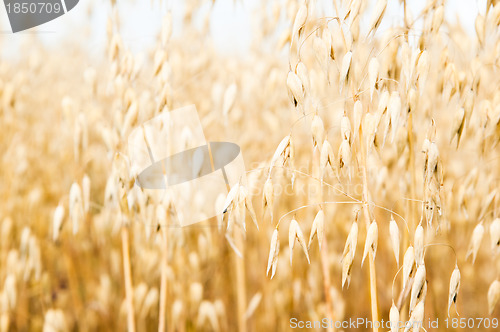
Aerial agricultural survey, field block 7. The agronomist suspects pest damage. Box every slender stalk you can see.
[223,115,247,332]
[402,108,417,323]
[358,112,379,332]
[158,228,168,332]
[407,113,417,231]
[234,230,247,332]
[121,226,136,332]
[314,147,335,332]
[320,239,335,332]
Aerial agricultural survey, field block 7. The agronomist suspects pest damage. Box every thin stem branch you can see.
[276,201,359,228]
[392,265,404,302]
[253,165,412,236]
[423,243,458,267]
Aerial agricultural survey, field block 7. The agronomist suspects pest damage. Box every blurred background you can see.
[0,1,499,332]
[0,0,487,57]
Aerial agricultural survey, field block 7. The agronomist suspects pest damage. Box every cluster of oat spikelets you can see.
[0,0,500,331]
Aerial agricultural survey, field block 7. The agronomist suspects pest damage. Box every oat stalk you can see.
[121,226,136,332]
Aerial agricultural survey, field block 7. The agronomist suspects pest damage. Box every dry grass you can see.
[0,0,500,331]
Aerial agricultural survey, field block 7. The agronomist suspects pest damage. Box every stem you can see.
[407,112,417,232]
[234,230,247,332]
[401,108,417,323]
[314,147,335,332]
[222,122,246,332]
[121,226,136,332]
[358,110,379,332]
[158,228,168,332]
[320,238,335,332]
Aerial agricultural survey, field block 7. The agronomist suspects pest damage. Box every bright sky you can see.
[0,0,488,58]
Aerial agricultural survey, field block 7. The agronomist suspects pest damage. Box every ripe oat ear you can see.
[295,62,310,95]
[339,51,352,93]
[289,218,310,266]
[342,221,358,289]
[241,186,259,230]
[389,302,399,332]
[341,115,352,144]
[403,246,415,291]
[270,135,291,170]
[407,88,417,113]
[341,251,353,289]
[222,182,240,214]
[311,115,325,149]
[368,58,380,101]
[488,280,500,314]
[448,265,461,317]
[291,3,308,45]
[321,27,335,61]
[406,301,425,332]
[308,210,325,250]
[244,292,262,320]
[466,222,484,264]
[490,218,500,253]
[362,221,378,267]
[353,100,363,141]
[52,205,65,242]
[338,140,352,181]
[367,0,387,37]
[320,139,335,179]
[450,108,466,148]
[287,71,304,110]
[414,224,425,265]
[410,264,426,314]
[262,178,275,222]
[267,229,280,279]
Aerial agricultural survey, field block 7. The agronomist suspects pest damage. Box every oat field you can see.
[0,0,499,331]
